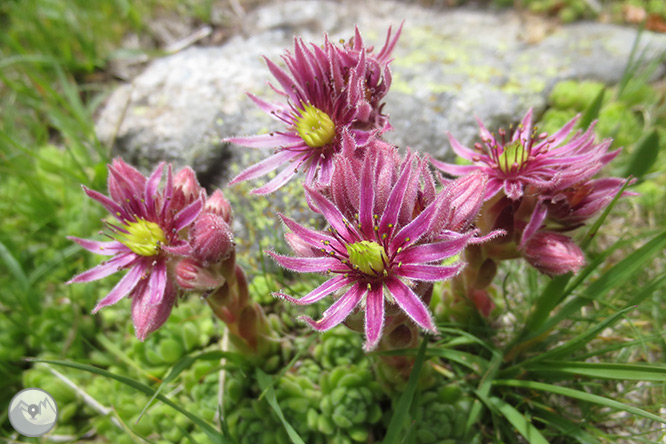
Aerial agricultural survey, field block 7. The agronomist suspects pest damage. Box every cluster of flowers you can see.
[69,24,630,354]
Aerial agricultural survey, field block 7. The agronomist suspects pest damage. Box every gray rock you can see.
[95,0,666,186]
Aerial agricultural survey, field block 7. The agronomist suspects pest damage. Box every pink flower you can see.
[431,109,619,200]
[67,159,204,340]
[269,146,487,350]
[225,25,401,194]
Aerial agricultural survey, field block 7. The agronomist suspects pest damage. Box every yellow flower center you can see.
[346,241,388,275]
[117,218,166,256]
[497,140,528,174]
[294,104,336,148]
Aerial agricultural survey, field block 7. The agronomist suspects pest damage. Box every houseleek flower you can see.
[67,159,204,340]
[431,109,619,200]
[269,145,487,350]
[225,25,401,194]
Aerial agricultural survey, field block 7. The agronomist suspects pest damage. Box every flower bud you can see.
[132,282,178,341]
[175,257,225,290]
[205,189,232,223]
[438,172,488,232]
[172,166,203,211]
[522,231,585,276]
[190,213,235,264]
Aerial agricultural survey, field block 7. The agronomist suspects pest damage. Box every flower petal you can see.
[83,186,129,222]
[429,158,479,177]
[385,277,436,332]
[229,149,302,185]
[364,284,385,351]
[359,152,375,234]
[268,251,343,273]
[132,279,177,341]
[393,263,462,282]
[68,236,127,256]
[304,185,358,242]
[275,274,353,305]
[378,152,413,233]
[250,165,300,195]
[395,232,472,264]
[144,162,165,220]
[300,283,365,331]
[67,252,136,284]
[447,132,478,161]
[280,214,336,250]
[172,196,203,232]
[92,261,146,312]
[520,200,548,247]
[147,259,167,305]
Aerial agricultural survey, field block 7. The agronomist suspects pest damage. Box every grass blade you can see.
[32,359,228,444]
[494,379,666,425]
[465,351,502,439]
[487,396,549,444]
[623,129,660,180]
[382,334,429,444]
[525,361,666,381]
[578,87,605,130]
[256,369,306,444]
[0,239,29,292]
[138,351,250,424]
[531,404,601,444]
[514,306,633,369]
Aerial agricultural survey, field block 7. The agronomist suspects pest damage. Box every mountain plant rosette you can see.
[225,25,401,194]
[66,159,205,340]
[57,21,660,443]
[268,142,493,351]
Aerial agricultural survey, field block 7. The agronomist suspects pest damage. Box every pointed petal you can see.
[393,263,462,282]
[544,113,580,148]
[268,251,343,273]
[520,201,548,247]
[429,158,479,177]
[447,133,478,160]
[160,164,174,221]
[92,261,146,312]
[385,277,436,332]
[68,236,127,256]
[395,232,472,264]
[83,186,129,222]
[147,260,167,305]
[300,283,365,331]
[304,185,357,241]
[132,279,177,341]
[265,57,303,104]
[225,133,301,149]
[364,284,385,351]
[275,274,353,305]
[359,152,375,234]
[250,164,300,195]
[144,162,164,220]
[67,252,136,284]
[172,196,203,232]
[378,153,413,233]
[280,214,336,250]
[229,149,301,185]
